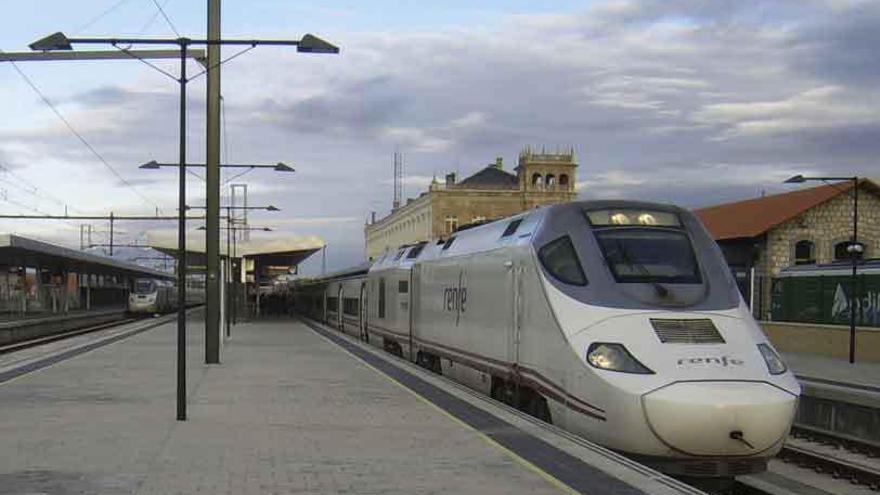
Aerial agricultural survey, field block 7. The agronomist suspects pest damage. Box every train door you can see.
[359,281,368,341]
[508,261,523,377]
[322,288,328,323]
[337,286,343,330]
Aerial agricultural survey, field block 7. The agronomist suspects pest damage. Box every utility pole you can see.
[205,0,222,364]
[109,211,115,256]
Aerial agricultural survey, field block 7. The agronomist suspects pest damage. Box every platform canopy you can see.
[145,233,323,275]
[0,234,174,280]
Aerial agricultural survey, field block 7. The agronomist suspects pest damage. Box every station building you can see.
[364,148,578,259]
[695,179,880,319]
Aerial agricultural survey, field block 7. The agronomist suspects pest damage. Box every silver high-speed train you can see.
[292,200,800,478]
[128,276,206,315]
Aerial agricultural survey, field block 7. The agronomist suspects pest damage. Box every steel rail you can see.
[0,316,137,355]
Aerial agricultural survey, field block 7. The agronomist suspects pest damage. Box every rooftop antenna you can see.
[393,150,403,210]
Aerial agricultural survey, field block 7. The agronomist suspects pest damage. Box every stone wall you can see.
[753,186,880,318]
[765,188,880,275]
[762,321,880,362]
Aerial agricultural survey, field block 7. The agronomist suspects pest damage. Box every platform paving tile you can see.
[784,352,880,388]
[0,318,565,495]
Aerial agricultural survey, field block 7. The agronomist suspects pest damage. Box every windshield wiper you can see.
[614,241,669,298]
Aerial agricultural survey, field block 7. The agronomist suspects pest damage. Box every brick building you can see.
[364,148,577,259]
[695,179,880,319]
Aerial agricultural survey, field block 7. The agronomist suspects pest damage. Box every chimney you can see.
[371,211,376,224]
[445,172,456,187]
[493,157,503,169]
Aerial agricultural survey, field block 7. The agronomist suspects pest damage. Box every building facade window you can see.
[559,174,569,187]
[834,240,864,261]
[531,173,543,188]
[445,215,459,234]
[546,174,556,187]
[794,240,816,265]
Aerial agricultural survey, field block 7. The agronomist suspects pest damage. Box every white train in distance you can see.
[291,200,800,479]
[127,276,206,315]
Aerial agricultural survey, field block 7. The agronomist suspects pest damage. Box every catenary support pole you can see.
[849,178,859,364]
[177,42,189,421]
[205,0,222,364]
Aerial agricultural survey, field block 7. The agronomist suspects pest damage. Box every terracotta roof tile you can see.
[694,179,877,240]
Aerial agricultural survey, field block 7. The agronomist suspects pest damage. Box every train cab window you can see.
[378,278,386,318]
[135,280,155,294]
[538,236,588,286]
[501,219,522,238]
[394,249,406,261]
[442,237,456,250]
[398,280,409,294]
[595,228,701,284]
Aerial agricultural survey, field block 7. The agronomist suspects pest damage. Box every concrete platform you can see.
[783,352,880,446]
[0,315,700,495]
[785,352,880,390]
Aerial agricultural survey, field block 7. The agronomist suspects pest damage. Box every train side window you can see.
[398,280,409,294]
[343,297,359,316]
[502,219,522,238]
[407,242,426,259]
[378,278,386,318]
[538,236,588,286]
[442,237,456,250]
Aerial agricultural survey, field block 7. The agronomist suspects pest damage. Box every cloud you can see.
[692,86,880,139]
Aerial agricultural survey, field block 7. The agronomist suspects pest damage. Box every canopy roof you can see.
[0,234,173,279]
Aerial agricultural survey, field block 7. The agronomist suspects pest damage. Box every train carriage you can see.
[292,200,800,478]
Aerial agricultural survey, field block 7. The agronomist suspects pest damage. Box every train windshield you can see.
[134,280,156,294]
[594,228,701,284]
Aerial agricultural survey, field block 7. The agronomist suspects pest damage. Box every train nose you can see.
[642,382,796,456]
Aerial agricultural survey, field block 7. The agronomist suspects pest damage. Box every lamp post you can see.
[30,30,337,420]
[784,175,862,363]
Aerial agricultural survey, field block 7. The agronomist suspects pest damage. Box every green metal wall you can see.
[771,274,880,327]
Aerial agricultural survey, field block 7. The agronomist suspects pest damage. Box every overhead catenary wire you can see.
[72,0,133,34]
[3,55,161,212]
[0,162,85,214]
[151,0,181,38]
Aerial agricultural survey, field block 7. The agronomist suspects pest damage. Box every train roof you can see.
[368,200,688,272]
[776,259,880,277]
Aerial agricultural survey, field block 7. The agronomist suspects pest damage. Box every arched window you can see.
[794,240,815,265]
[559,174,569,188]
[834,241,864,261]
[531,173,543,188]
[546,174,556,187]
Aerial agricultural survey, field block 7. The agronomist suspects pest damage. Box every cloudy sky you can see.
[1,0,878,273]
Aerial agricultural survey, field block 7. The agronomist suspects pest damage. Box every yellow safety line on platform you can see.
[304,320,580,495]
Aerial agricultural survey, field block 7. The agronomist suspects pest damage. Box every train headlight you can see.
[757,343,787,375]
[587,343,654,374]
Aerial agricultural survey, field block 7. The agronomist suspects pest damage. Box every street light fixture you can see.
[139,160,295,172]
[30,29,338,421]
[783,175,862,363]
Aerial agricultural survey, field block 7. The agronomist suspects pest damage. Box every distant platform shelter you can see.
[0,234,173,316]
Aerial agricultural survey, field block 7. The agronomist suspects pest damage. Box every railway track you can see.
[0,316,139,355]
[778,435,880,491]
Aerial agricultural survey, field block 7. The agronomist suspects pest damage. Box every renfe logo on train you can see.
[443,270,467,325]
[677,356,744,366]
